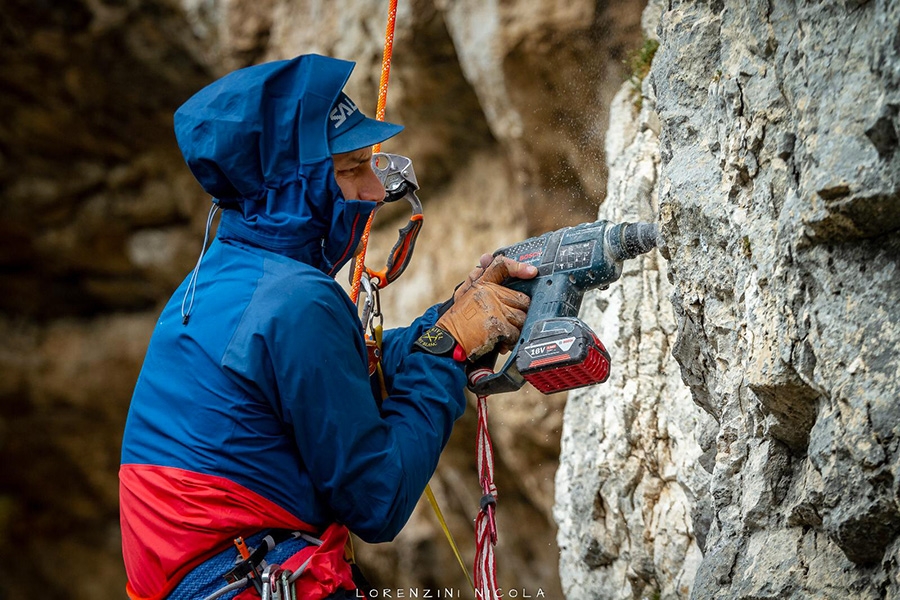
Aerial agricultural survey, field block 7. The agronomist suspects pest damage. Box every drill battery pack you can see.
[515,318,610,394]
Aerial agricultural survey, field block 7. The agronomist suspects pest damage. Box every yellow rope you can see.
[425,484,476,594]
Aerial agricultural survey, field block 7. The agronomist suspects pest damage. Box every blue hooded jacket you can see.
[119,55,467,599]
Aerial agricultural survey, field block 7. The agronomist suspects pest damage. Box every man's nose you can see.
[358,167,386,202]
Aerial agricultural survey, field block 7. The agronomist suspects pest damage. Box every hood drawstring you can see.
[181,203,221,326]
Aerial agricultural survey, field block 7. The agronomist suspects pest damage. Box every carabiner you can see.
[358,274,383,375]
[369,275,383,334]
[359,274,384,330]
[359,274,375,330]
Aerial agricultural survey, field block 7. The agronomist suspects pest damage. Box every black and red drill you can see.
[468,220,659,395]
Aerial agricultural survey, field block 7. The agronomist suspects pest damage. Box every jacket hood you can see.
[174,54,377,275]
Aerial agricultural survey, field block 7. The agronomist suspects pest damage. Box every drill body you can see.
[468,220,658,395]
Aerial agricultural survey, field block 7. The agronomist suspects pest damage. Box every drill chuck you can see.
[605,222,659,262]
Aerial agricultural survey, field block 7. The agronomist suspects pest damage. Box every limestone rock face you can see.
[555,0,900,598]
[658,0,900,595]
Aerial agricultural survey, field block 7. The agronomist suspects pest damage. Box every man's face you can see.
[333,147,386,202]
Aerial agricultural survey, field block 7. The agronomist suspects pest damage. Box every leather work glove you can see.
[415,254,536,361]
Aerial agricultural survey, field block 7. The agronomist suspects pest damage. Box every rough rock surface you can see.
[0,0,643,598]
[556,0,900,598]
[659,0,900,596]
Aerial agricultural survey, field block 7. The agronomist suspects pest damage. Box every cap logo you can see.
[330,96,359,129]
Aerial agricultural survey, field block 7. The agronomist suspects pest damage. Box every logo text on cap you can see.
[330,97,359,129]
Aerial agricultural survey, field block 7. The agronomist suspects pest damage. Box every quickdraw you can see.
[206,530,323,600]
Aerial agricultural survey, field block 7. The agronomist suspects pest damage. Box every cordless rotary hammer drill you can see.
[468,220,659,396]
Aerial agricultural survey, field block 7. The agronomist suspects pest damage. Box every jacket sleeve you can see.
[269,279,467,542]
[378,303,446,392]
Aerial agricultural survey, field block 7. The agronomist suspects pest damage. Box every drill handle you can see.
[465,273,578,395]
[466,347,526,395]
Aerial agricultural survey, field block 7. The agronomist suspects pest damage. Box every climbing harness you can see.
[201,530,323,600]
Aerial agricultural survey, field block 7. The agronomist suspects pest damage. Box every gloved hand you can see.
[435,254,536,360]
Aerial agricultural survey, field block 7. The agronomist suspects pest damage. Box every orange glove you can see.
[435,255,536,360]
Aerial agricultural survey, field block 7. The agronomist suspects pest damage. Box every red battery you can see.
[516,319,611,394]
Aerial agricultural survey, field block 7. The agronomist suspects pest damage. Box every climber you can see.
[118,54,537,600]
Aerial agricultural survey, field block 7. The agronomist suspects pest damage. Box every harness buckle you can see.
[222,530,298,595]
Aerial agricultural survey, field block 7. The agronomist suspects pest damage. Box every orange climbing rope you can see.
[347,3,481,596]
[349,0,399,304]
[373,0,398,151]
